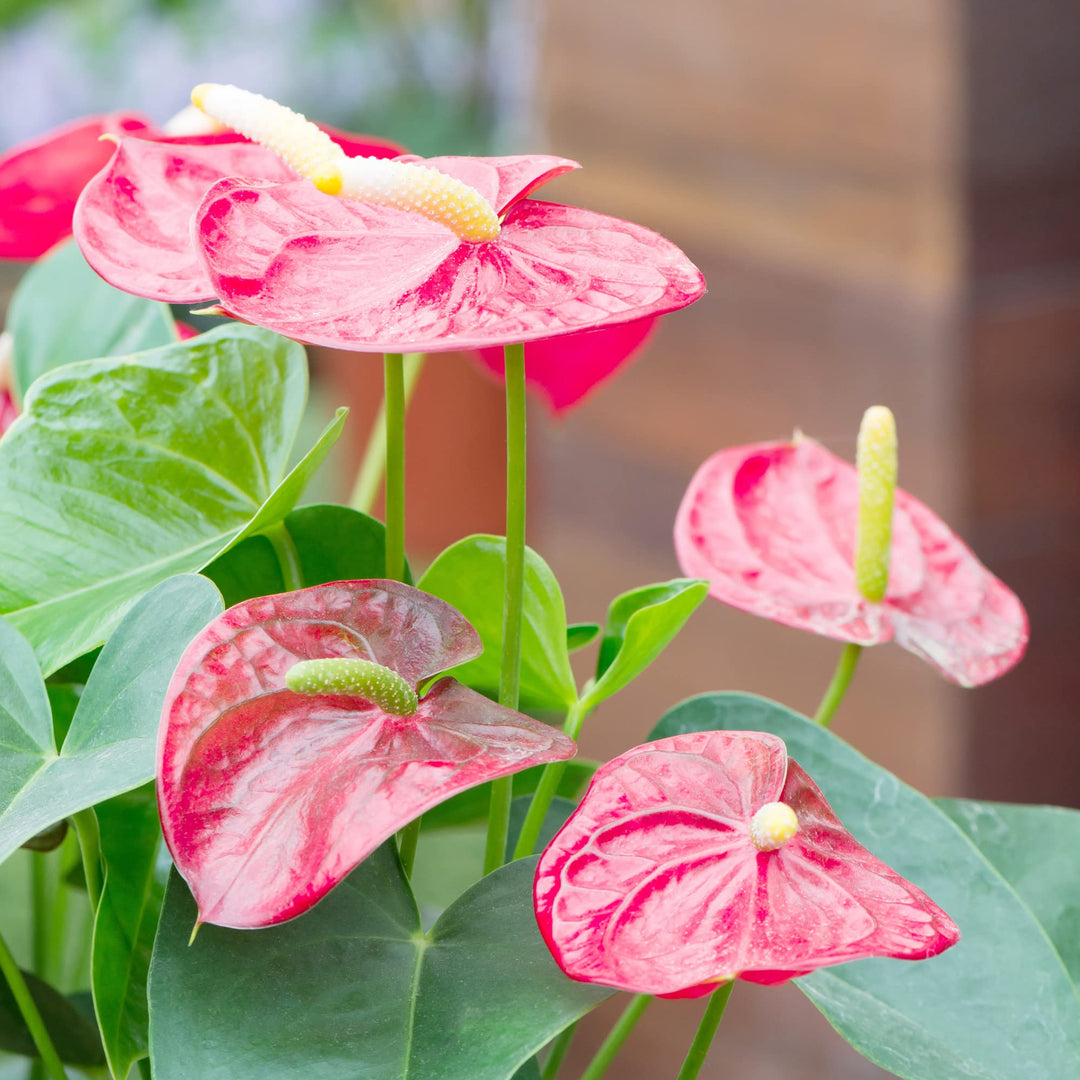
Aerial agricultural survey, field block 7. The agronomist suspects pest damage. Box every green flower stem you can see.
[31,852,49,976]
[675,982,734,1080]
[540,1022,577,1080]
[72,809,102,913]
[349,353,426,515]
[484,343,527,876]
[265,520,303,592]
[512,699,588,860]
[812,642,863,726]
[0,927,67,1080]
[382,353,407,583]
[397,818,421,879]
[578,994,652,1080]
[46,836,76,986]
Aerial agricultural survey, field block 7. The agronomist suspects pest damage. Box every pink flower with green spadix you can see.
[158,579,575,930]
[674,407,1027,686]
[534,731,959,997]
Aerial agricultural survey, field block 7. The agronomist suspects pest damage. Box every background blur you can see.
[1,1,1077,1077]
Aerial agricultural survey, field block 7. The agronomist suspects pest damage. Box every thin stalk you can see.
[812,642,863,726]
[483,343,527,875]
[382,353,407,583]
[265,520,303,592]
[676,982,734,1080]
[0,929,67,1080]
[45,835,76,987]
[512,699,587,860]
[31,853,49,976]
[397,818,421,879]
[71,809,101,912]
[539,1023,577,1080]
[578,995,652,1080]
[349,353,425,515]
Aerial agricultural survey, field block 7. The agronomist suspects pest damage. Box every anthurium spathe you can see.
[158,579,575,929]
[674,435,1028,686]
[534,731,959,998]
[76,84,704,353]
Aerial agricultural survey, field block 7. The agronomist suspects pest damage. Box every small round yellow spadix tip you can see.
[854,405,898,603]
[312,163,343,196]
[749,801,799,851]
[191,83,213,111]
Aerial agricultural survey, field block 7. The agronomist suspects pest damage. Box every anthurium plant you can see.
[0,83,1075,1080]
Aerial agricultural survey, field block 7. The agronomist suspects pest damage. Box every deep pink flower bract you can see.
[534,731,959,998]
[158,579,575,929]
[674,437,1028,686]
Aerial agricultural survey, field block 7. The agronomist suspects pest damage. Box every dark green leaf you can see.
[511,1058,540,1080]
[419,536,577,711]
[206,504,404,608]
[0,323,344,673]
[421,760,597,831]
[507,795,577,860]
[8,239,176,399]
[93,785,164,1079]
[0,969,104,1066]
[937,798,1080,986]
[566,623,600,652]
[650,693,1080,1080]
[150,846,612,1080]
[580,579,707,713]
[0,575,223,865]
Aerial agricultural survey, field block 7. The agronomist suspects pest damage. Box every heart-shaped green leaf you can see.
[93,784,165,1079]
[0,969,104,1066]
[205,504,404,608]
[566,623,600,652]
[0,574,223,865]
[650,693,1080,1080]
[150,846,612,1080]
[579,579,707,713]
[7,239,176,398]
[419,535,577,710]
[937,798,1080,985]
[0,323,344,673]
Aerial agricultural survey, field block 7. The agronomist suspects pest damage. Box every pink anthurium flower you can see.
[674,436,1028,686]
[74,85,704,354]
[158,579,575,929]
[534,731,959,998]
[471,316,659,414]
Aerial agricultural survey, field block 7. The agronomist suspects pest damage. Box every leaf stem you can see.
[675,982,734,1080]
[578,994,652,1080]
[484,343,527,876]
[265,520,303,592]
[812,642,863,726]
[397,818,421,879]
[349,353,425,515]
[0,928,67,1080]
[382,353,407,583]
[512,699,587,860]
[31,852,49,976]
[72,809,102,912]
[539,1022,576,1080]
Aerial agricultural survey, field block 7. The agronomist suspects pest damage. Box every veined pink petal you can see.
[674,438,1028,685]
[534,732,959,997]
[196,178,705,352]
[159,580,575,928]
[0,112,152,260]
[472,316,659,414]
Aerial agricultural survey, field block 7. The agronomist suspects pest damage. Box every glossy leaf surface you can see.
[0,323,341,673]
[191,154,704,353]
[7,239,175,398]
[938,798,1080,985]
[159,581,575,928]
[674,438,1028,685]
[0,969,104,1065]
[206,504,402,606]
[581,578,708,713]
[150,847,612,1079]
[419,535,578,711]
[535,730,957,996]
[650,693,1080,1078]
[471,316,658,414]
[93,784,164,1079]
[0,574,222,864]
